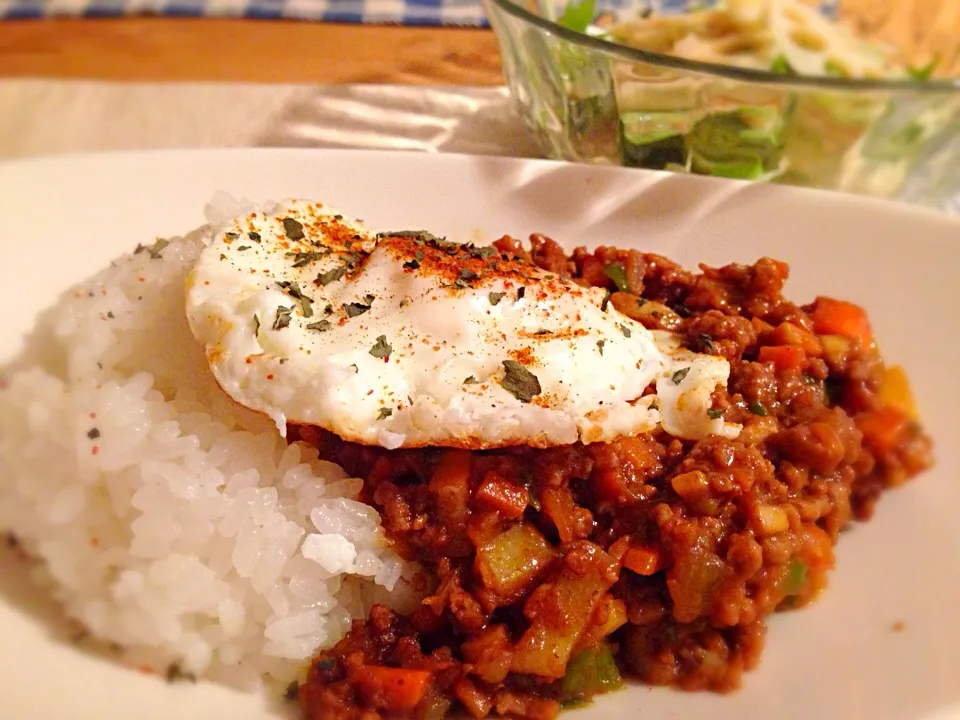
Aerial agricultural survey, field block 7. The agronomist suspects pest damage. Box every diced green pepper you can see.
[602,264,629,293]
[782,559,807,596]
[560,642,623,704]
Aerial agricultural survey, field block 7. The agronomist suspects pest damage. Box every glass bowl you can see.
[482,0,960,209]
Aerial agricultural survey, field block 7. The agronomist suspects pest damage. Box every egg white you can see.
[186,199,740,449]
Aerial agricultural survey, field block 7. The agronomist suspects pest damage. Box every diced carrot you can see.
[475,473,528,518]
[856,406,911,455]
[541,487,577,543]
[758,345,806,370]
[622,546,663,576]
[348,665,431,711]
[429,449,472,527]
[811,297,873,347]
[880,365,918,419]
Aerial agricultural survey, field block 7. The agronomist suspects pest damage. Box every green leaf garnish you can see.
[671,367,690,385]
[699,333,714,352]
[558,0,595,32]
[377,408,393,420]
[770,54,795,75]
[748,401,768,416]
[707,408,724,420]
[907,56,939,81]
[823,59,849,77]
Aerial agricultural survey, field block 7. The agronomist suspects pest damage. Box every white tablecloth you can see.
[0,80,539,160]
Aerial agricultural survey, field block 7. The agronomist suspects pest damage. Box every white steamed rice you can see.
[0,213,417,689]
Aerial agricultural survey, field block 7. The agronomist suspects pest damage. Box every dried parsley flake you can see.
[671,367,691,385]
[377,408,393,420]
[282,217,305,240]
[343,301,372,318]
[500,360,541,403]
[488,291,506,306]
[165,663,196,684]
[287,250,325,268]
[135,238,170,260]
[369,335,392,360]
[276,281,314,318]
[316,266,346,286]
[273,305,293,330]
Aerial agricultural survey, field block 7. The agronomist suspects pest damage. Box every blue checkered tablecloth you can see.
[0,1,840,37]
[0,0,492,25]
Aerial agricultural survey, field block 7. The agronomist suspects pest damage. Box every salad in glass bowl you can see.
[483,0,960,207]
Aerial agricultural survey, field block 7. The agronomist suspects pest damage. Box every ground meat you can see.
[295,239,932,720]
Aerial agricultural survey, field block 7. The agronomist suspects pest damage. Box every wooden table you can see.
[0,18,505,85]
[0,1,955,84]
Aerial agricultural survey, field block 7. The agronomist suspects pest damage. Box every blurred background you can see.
[0,0,958,205]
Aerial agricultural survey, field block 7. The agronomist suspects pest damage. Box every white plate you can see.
[0,149,958,720]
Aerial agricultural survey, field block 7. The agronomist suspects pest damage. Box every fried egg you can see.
[186,199,740,449]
